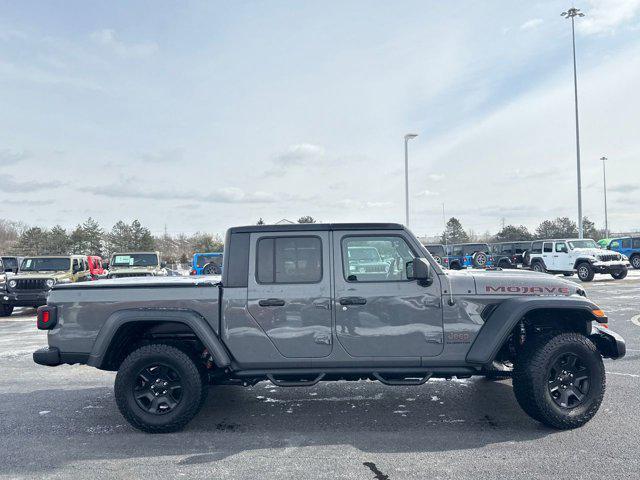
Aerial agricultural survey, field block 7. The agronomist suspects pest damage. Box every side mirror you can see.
[160,261,167,268]
[407,257,432,286]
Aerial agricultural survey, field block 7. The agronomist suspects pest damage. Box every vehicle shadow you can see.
[1,378,557,475]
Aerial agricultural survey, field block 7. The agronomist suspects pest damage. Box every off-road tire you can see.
[630,254,640,270]
[576,262,595,282]
[202,262,221,275]
[531,261,546,274]
[512,332,605,429]
[498,259,512,269]
[472,252,488,268]
[115,343,205,433]
[611,268,628,280]
[432,255,442,265]
[522,251,531,267]
[0,304,13,317]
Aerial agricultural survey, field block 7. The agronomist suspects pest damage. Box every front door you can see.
[247,232,332,358]
[333,231,444,357]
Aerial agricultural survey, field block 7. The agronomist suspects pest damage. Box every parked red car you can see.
[87,255,106,280]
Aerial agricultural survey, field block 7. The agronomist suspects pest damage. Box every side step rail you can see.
[267,373,325,387]
[373,372,432,386]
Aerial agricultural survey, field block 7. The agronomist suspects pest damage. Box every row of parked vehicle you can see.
[423,235,638,282]
[0,250,226,317]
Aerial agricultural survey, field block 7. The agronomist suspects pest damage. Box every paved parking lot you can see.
[1,271,639,479]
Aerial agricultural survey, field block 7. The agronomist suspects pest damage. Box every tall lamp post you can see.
[404,133,418,228]
[601,156,608,238]
[562,7,585,238]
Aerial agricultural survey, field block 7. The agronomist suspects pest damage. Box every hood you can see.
[11,271,70,280]
[572,248,600,256]
[109,265,160,273]
[445,269,584,297]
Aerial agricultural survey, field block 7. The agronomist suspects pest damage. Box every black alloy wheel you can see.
[133,364,183,415]
[547,353,591,409]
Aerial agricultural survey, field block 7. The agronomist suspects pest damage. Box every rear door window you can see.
[543,243,553,253]
[256,236,322,284]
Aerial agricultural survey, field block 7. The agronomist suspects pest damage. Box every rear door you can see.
[333,231,444,357]
[542,242,554,269]
[247,231,332,358]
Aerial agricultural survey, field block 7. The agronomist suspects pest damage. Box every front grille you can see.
[597,254,620,262]
[110,273,150,278]
[12,279,48,290]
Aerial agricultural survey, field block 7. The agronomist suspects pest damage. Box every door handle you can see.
[258,298,285,307]
[339,297,367,306]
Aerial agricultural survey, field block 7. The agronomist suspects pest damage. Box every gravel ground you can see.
[1,270,639,479]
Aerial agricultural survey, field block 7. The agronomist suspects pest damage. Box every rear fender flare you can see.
[88,308,231,369]
[466,296,602,364]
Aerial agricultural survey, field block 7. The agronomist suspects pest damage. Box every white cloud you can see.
[579,0,640,35]
[0,149,29,165]
[273,143,325,167]
[90,29,158,58]
[416,190,439,197]
[520,18,544,30]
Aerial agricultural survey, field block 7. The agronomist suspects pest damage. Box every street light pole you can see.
[562,7,585,238]
[601,156,608,237]
[404,133,418,228]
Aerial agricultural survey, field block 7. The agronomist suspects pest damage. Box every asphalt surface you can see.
[1,271,639,479]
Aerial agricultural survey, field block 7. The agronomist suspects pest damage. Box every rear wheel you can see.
[0,304,13,317]
[498,259,512,269]
[512,332,605,429]
[576,262,595,282]
[611,267,628,280]
[631,254,640,270]
[531,261,546,273]
[115,344,205,433]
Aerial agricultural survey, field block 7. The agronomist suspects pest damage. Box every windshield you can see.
[20,257,70,272]
[196,254,223,268]
[568,240,598,249]
[2,257,18,270]
[348,247,382,262]
[111,253,159,267]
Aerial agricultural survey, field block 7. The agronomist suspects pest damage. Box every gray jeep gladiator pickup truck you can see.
[33,223,625,433]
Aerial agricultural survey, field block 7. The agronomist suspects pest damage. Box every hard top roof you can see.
[228,223,406,233]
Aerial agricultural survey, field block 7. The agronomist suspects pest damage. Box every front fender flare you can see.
[87,308,231,369]
[466,296,602,365]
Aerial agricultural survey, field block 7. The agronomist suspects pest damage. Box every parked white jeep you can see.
[529,239,630,282]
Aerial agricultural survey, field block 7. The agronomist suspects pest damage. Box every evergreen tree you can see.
[441,217,469,244]
[46,225,71,255]
[494,225,532,242]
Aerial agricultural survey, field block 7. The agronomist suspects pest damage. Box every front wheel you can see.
[0,304,13,317]
[115,344,206,433]
[611,267,628,280]
[513,332,605,429]
[631,255,640,270]
[577,262,595,282]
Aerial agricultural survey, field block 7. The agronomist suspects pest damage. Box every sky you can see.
[1,0,639,238]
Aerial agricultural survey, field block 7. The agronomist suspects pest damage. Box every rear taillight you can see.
[37,306,58,330]
[190,269,197,275]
